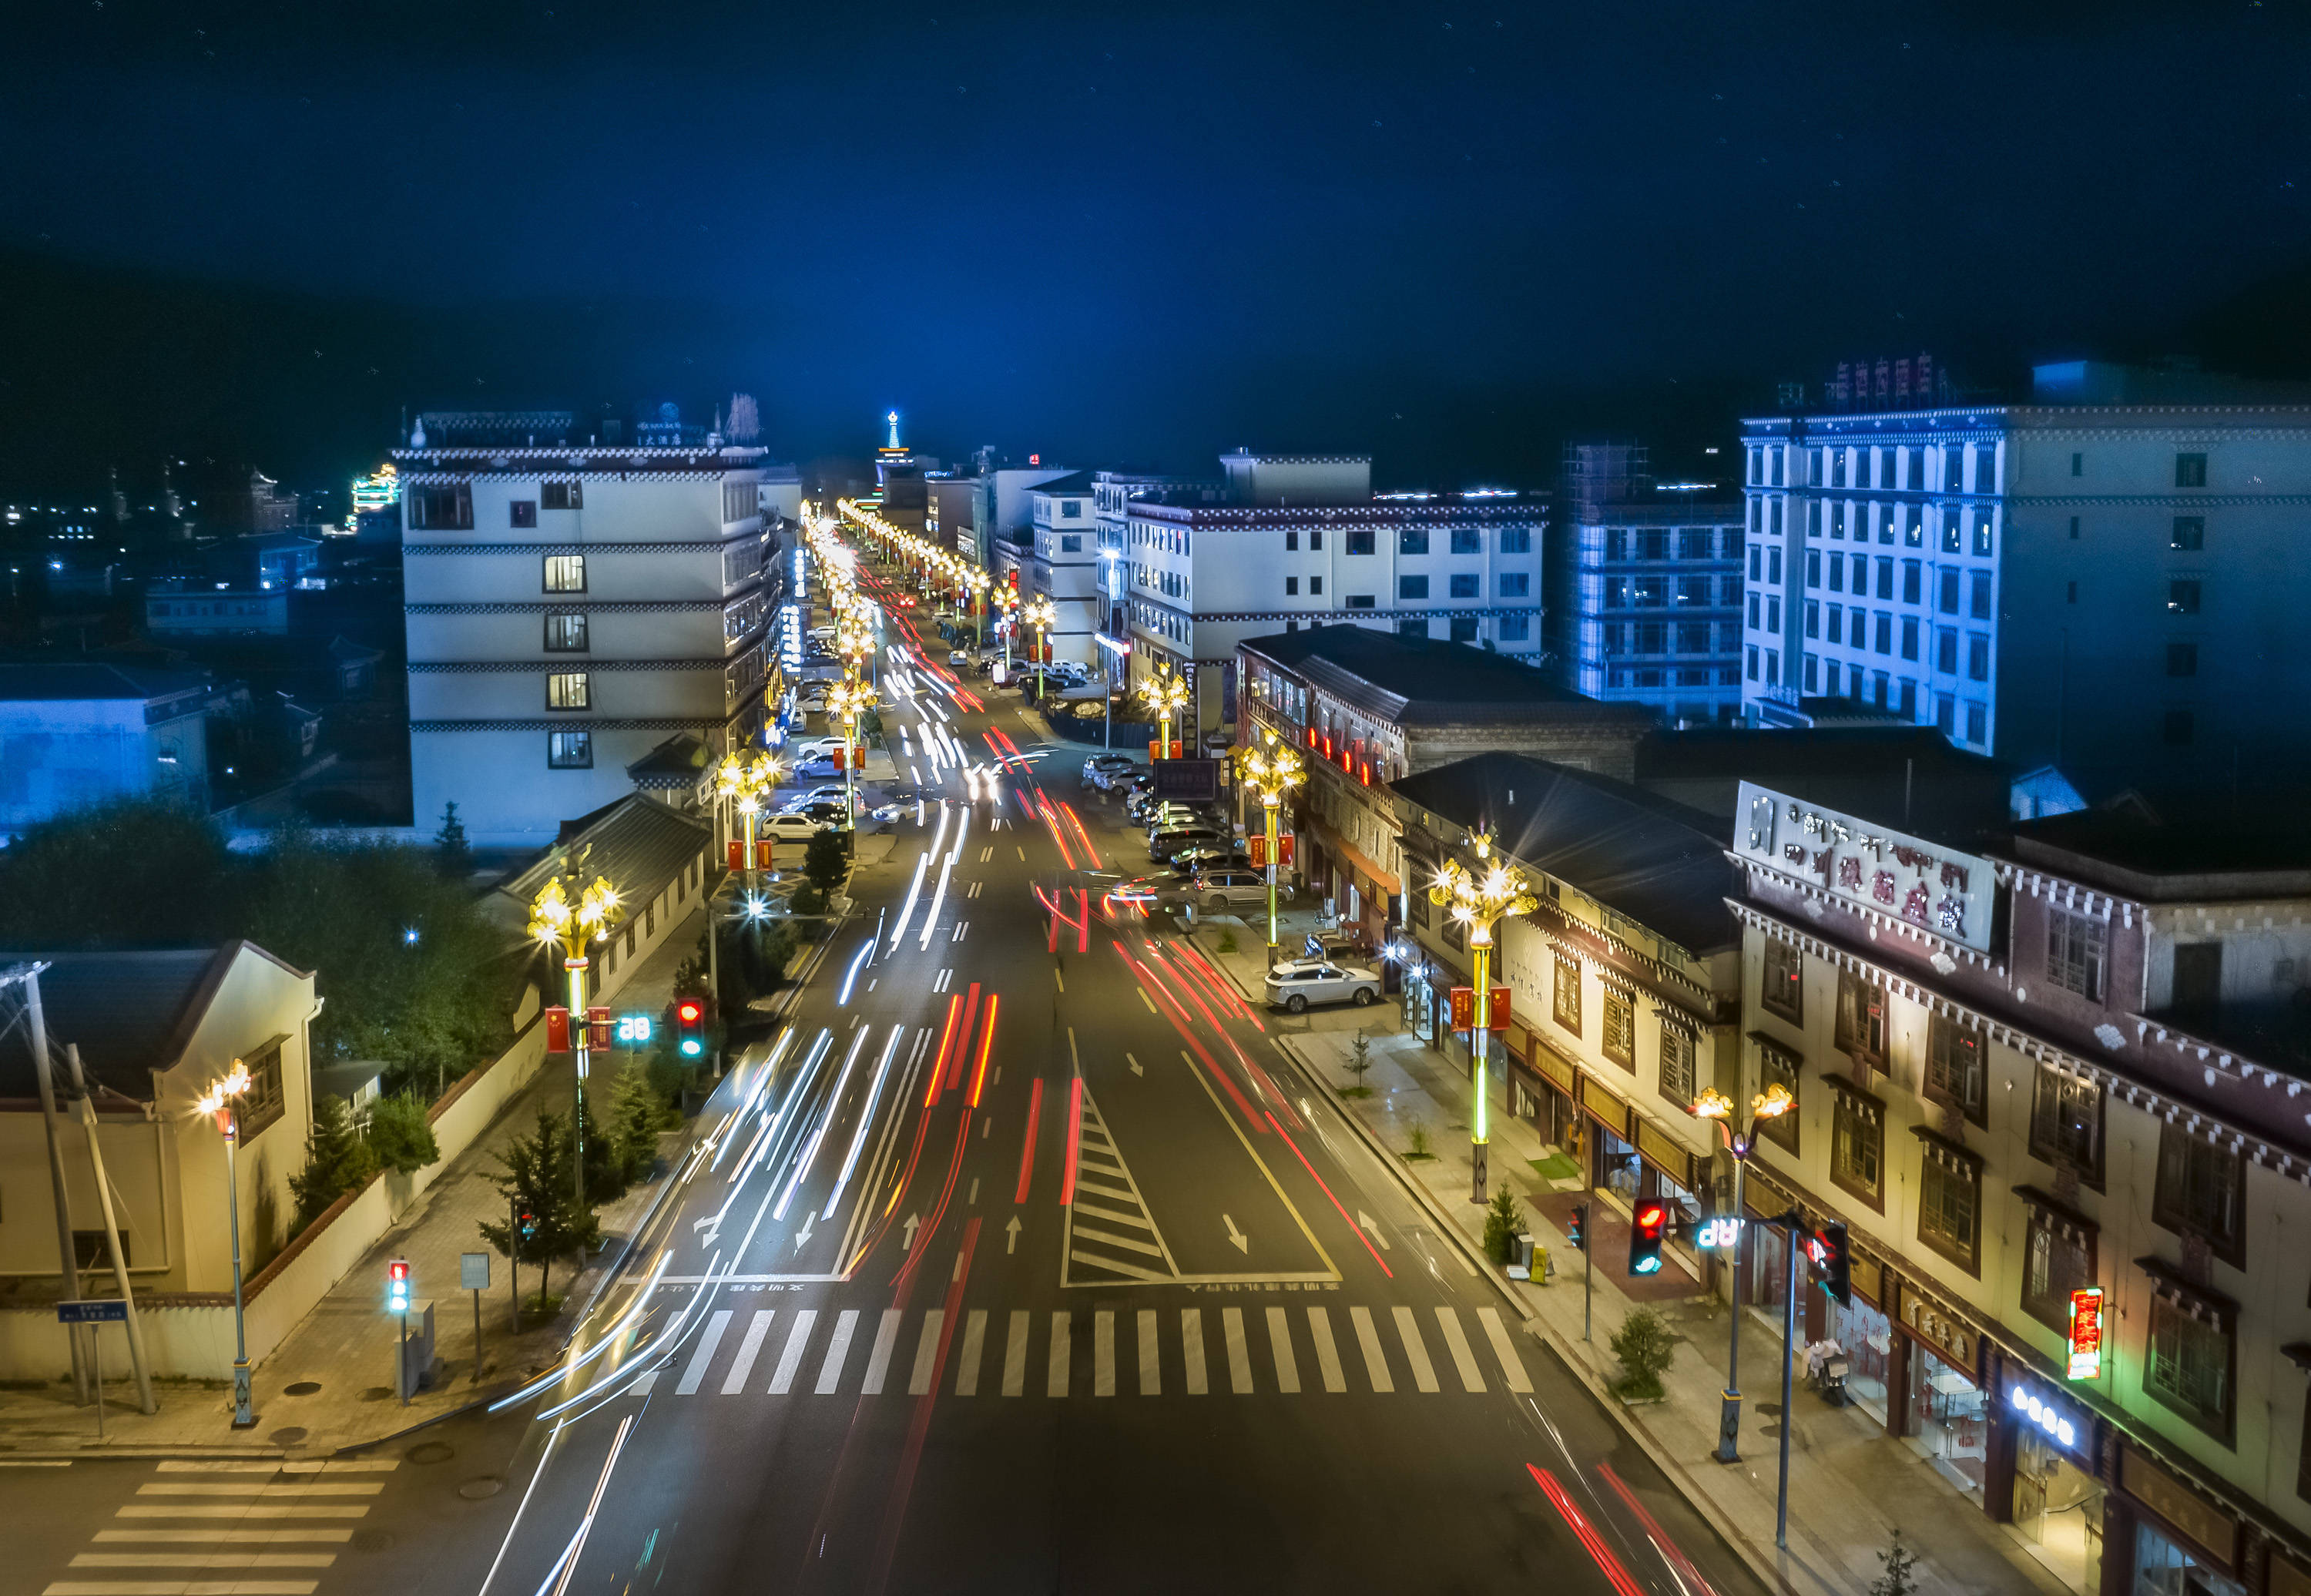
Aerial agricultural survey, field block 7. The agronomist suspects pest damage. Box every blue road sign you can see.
[55,1299,129,1326]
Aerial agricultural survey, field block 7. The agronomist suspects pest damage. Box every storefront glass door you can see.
[2011,1433,2104,1595]
[1904,1344,1986,1500]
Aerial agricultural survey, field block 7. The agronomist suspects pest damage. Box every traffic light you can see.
[676,998,706,1058]
[1810,1220,1851,1306]
[517,1209,537,1246]
[1628,1199,1668,1276]
[1566,1202,1588,1253]
[387,1258,411,1313]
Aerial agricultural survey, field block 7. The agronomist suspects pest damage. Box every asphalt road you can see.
[13,562,1769,1596]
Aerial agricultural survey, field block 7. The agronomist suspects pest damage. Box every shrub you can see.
[803,830,849,893]
[364,1092,440,1175]
[1483,1185,1525,1262]
[1609,1306,1677,1401]
[288,1095,378,1232]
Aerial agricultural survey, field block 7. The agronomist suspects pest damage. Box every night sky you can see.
[5,0,2309,495]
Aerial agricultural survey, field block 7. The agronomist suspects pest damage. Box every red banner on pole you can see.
[1450,986,1474,1029]
[1489,986,1511,1033]
[754,840,773,869]
[544,1007,571,1052]
[586,1006,612,1051]
[726,840,743,870]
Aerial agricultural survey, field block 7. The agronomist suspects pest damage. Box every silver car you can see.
[1262,957,1382,1013]
[1186,868,1274,912]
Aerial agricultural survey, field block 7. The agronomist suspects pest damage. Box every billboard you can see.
[1734,781,1994,953]
[1152,758,1220,805]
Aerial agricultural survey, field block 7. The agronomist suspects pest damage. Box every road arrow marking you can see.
[1357,1211,1391,1250]
[794,1215,815,1253]
[903,1212,922,1251]
[1006,1216,1023,1254]
[1223,1215,1249,1255]
[1126,1052,1143,1076]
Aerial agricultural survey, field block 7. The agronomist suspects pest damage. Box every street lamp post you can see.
[1235,730,1305,960]
[829,674,874,823]
[1021,595,1058,702]
[193,1062,258,1429]
[1138,664,1189,759]
[527,871,623,1208]
[1428,832,1539,1204]
[1692,1081,1794,1465]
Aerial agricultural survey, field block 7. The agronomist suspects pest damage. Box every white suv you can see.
[1262,958,1382,1013]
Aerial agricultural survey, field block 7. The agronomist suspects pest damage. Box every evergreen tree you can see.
[606,1056,673,1183]
[364,1091,441,1175]
[478,1110,599,1303]
[803,829,848,893]
[432,801,472,880]
[1483,1183,1526,1262]
[288,1094,378,1232]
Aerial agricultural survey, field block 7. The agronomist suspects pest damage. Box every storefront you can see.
[2109,1444,2241,1596]
[1898,1285,1987,1503]
[1995,1370,2105,1596]
[1400,951,1441,1044]
[1505,1024,1579,1152]
[1822,1257,1894,1427]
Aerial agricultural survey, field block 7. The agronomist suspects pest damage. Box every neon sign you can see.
[2066,1286,2104,1381]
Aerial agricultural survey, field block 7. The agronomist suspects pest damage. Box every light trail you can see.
[544,1415,635,1596]
[918,851,956,951]
[1528,1466,1645,1596]
[1060,1076,1084,1205]
[887,851,931,949]
[824,1023,907,1219]
[922,994,962,1108]
[837,939,874,1004]
[774,1024,872,1221]
[965,994,1000,1106]
[1014,1078,1044,1202]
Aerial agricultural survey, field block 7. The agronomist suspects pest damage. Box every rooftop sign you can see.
[1736,781,1994,954]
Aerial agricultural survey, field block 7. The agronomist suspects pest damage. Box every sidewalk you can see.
[1185,913,2071,1596]
[0,908,716,1457]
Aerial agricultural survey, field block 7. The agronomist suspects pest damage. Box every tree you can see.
[606,1056,673,1184]
[288,1094,378,1232]
[432,801,471,880]
[803,830,848,894]
[1483,1184,1526,1263]
[477,1110,599,1304]
[857,706,884,747]
[726,392,761,443]
[1870,1532,1920,1596]
[1609,1306,1678,1402]
[364,1091,440,1175]
[1343,1028,1373,1095]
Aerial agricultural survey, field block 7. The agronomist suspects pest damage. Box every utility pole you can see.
[18,967,90,1403]
[65,1043,155,1414]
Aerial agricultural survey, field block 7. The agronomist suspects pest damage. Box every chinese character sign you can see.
[1732,782,1994,954]
[2066,1286,2104,1381]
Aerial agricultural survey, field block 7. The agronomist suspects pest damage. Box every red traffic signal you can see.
[387,1257,411,1309]
[1629,1199,1669,1276]
[1566,1202,1588,1253]
[676,998,706,1058]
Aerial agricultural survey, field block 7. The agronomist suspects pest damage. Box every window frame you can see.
[1600,987,1635,1069]
[1915,1136,1984,1274]
[236,1038,287,1142]
[1828,1081,1885,1209]
[1761,938,1803,1025]
[1551,951,1582,1037]
[2044,906,2107,1004]
[543,611,589,653]
[1755,1038,1799,1153]
[543,554,588,593]
[2028,1065,2105,1185]
[2020,1202,2097,1336]
[1924,1011,1987,1127]
[1657,1022,1696,1108]
[1833,969,1887,1068]
[542,480,583,511]
[2144,1291,2235,1444]
[546,671,592,711]
[2152,1124,2246,1268]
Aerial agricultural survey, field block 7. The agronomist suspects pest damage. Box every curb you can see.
[0,1444,292,1464]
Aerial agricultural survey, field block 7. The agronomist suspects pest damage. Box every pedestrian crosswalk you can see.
[40,1457,397,1596]
[666,1301,1532,1401]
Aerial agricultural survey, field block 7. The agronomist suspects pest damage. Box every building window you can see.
[1448,573,1479,598]
[1059,534,1082,552]
[2030,1066,2105,1181]
[1924,1013,1985,1125]
[2167,642,2198,677]
[544,555,587,592]
[1346,593,1377,610]
[1399,575,1429,599]
[1285,577,1300,596]
[1967,634,1990,681]
[544,612,589,652]
[1830,1088,1884,1207]
[509,499,538,528]
[2145,1296,2232,1440]
[1498,615,1530,642]
[1448,617,1477,644]
[238,1039,287,1141]
[2171,516,2204,551]
[1310,576,1323,595]
[1833,970,1885,1065]
[2175,452,2208,488]
[1451,527,1481,555]
[1761,938,1803,1024]
[1964,701,1986,744]
[1917,1147,1982,1272]
[547,671,591,710]
[1397,619,1427,639]
[2070,451,2083,478]
[1399,528,1430,555]
[2154,1125,2244,1265]
[542,481,583,511]
[1499,572,1529,598]
[1601,989,1635,1068]
[408,485,473,530]
[1756,1041,1799,1153]
[2044,907,2106,1003]
[1552,951,1582,1036]
[1347,529,1375,556]
[2168,580,2202,615]
[1501,526,1531,554]
[1658,1024,1695,1108]
[2021,1209,2095,1335]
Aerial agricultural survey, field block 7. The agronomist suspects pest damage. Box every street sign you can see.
[55,1299,128,1326]
[1151,757,1219,804]
[615,1013,654,1046]
[2066,1286,2105,1380]
[460,1252,492,1292]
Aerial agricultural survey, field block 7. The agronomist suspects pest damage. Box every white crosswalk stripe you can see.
[40,1458,397,1596]
[652,1300,1530,1403]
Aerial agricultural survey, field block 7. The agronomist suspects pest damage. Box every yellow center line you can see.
[1177,1048,1337,1278]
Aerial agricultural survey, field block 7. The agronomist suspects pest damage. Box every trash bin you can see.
[1507,1232,1536,1280]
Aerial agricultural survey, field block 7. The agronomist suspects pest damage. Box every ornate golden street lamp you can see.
[528,870,623,1206]
[1693,1080,1794,1463]
[1427,831,1539,1203]
[715,750,783,876]
[1234,729,1305,957]
[1021,595,1058,699]
[1138,663,1190,759]
[193,1061,258,1429]
[827,673,876,820]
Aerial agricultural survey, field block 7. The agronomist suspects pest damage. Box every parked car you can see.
[794,757,841,780]
[784,783,852,810]
[1263,957,1383,1013]
[795,800,852,827]
[787,736,846,759]
[1149,823,1226,859]
[795,692,830,713]
[1167,841,1249,874]
[1185,868,1274,912]
[948,649,970,666]
[1080,753,1139,790]
[1144,801,1223,836]
[757,811,830,842]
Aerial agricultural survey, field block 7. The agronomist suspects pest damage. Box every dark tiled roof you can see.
[1390,752,1737,956]
[0,663,210,705]
[626,734,709,789]
[1633,726,2014,843]
[0,946,236,1100]
[500,794,710,907]
[1242,627,1647,728]
[1027,472,1099,497]
[2005,800,2311,897]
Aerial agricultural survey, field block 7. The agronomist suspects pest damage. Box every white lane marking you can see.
[1137,1309,1160,1396]
[1221,1307,1254,1393]
[815,1309,860,1394]
[907,1309,945,1395]
[1002,1310,1031,1396]
[954,1309,988,1396]
[1181,1309,1208,1395]
[719,1311,775,1395]
[1306,1307,1348,1393]
[135,1484,381,1498]
[768,1309,819,1394]
[70,1554,337,1569]
[1350,1306,1394,1393]
[116,1508,369,1520]
[1265,1306,1301,1393]
[1046,1310,1071,1397]
[1093,1310,1116,1396]
[1393,1306,1441,1393]
[860,1309,904,1394]
[1476,1306,1534,1393]
[1434,1306,1486,1392]
[89,1534,352,1546]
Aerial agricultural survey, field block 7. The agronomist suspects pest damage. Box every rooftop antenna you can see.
[887,410,901,451]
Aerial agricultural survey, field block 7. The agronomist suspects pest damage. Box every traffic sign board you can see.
[55,1299,128,1326]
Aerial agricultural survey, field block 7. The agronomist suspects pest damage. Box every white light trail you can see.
[887,850,930,950]
[918,850,956,951]
[773,1024,872,1221]
[823,1023,906,1219]
[837,939,874,1004]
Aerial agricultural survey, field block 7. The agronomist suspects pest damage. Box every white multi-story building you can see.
[1025,473,1101,669]
[1739,361,2311,800]
[1125,451,1547,739]
[398,409,770,842]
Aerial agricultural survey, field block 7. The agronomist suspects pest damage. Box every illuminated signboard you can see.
[1694,1215,1743,1250]
[1734,781,1994,954]
[615,1014,654,1046]
[2067,1286,2105,1381]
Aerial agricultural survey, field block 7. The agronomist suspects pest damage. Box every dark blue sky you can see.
[5,0,2309,490]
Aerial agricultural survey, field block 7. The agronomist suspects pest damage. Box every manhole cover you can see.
[458,1476,505,1500]
[359,1386,394,1403]
[268,1427,310,1447]
[283,1381,322,1397]
[407,1441,455,1465]
[350,1528,395,1554]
